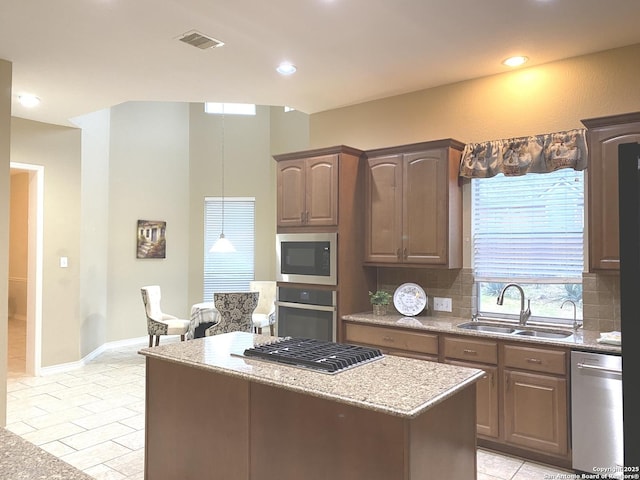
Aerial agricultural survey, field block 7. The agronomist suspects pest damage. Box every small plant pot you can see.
[372,304,388,316]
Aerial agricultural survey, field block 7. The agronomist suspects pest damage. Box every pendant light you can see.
[209,114,235,253]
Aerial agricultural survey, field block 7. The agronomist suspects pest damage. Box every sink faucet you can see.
[496,283,531,326]
[561,300,581,331]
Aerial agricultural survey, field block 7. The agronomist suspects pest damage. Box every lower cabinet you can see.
[344,322,438,361]
[343,321,571,465]
[443,336,499,439]
[502,344,568,457]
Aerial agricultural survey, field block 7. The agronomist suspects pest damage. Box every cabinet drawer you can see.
[503,344,566,375]
[344,323,438,356]
[443,336,498,364]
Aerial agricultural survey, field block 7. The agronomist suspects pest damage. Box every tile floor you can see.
[6,317,575,479]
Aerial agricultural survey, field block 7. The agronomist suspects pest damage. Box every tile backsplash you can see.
[377,268,620,332]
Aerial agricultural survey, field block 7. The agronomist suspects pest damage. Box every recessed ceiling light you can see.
[276,62,297,75]
[18,94,41,108]
[502,56,528,67]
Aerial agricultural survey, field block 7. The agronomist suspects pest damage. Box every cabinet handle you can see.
[463,349,477,355]
[403,248,408,259]
[505,372,510,390]
[305,211,310,223]
[526,357,542,364]
[382,336,395,343]
[396,248,402,259]
[301,212,306,223]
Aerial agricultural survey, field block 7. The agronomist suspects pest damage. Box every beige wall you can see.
[106,102,191,341]
[1,58,12,426]
[11,118,82,366]
[8,172,28,319]
[73,109,111,356]
[310,44,640,150]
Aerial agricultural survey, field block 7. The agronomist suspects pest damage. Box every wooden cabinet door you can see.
[503,370,568,456]
[446,360,499,439]
[364,154,403,263]
[586,123,640,271]
[403,149,448,264]
[305,154,338,226]
[277,159,306,227]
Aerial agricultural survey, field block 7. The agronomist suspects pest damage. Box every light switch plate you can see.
[59,256,68,268]
[433,297,452,312]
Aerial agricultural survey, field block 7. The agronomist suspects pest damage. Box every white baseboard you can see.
[39,336,149,376]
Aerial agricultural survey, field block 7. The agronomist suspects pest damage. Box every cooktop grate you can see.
[243,337,383,374]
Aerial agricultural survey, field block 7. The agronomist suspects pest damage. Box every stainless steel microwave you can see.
[276,232,337,285]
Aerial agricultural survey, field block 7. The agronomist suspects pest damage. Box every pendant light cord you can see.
[221,114,225,236]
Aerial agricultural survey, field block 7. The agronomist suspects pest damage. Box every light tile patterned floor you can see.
[6,320,574,479]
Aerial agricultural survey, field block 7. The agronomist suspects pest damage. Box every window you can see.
[204,197,255,299]
[204,102,256,115]
[472,169,584,324]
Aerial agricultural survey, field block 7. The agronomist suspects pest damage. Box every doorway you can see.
[8,163,43,377]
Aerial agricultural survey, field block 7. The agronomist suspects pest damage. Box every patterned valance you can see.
[459,128,587,178]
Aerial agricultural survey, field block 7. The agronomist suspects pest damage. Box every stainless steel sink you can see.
[456,322,517,334]
[456,321,574,339]
[514,329,574,339]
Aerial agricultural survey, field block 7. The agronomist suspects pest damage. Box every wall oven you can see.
[276,286,337,342]
[276,232,337,285]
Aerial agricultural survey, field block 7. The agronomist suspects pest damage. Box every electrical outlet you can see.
[433,297,452,312]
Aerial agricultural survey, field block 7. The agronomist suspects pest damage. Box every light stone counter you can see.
[342,312,622,354]
[0,428,93,480]
[139,331,484,419]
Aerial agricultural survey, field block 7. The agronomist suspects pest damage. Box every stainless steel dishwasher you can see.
[571,351,623,475]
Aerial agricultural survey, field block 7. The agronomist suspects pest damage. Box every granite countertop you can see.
[342,312,622,354]
[139,332,484,419]
[0,428,93,480]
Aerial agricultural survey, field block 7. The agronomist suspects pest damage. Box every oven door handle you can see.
[276,301,336,312]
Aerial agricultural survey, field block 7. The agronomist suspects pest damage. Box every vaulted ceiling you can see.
[2,0,640,126]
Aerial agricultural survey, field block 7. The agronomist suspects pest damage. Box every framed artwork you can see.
[137,220,166,259]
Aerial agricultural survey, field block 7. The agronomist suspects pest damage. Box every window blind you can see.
[472,169,584,282]
[204,197,255,300]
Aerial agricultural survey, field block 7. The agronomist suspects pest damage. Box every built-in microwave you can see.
[276,232,337,285]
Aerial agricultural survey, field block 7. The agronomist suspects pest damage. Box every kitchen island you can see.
[139,332,484,480]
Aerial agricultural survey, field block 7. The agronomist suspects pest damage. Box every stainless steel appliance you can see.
[276,286,336,342]
[242,337,383,374]
[276,232,337,285]
[571,351,623,475]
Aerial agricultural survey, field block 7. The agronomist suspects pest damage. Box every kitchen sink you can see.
[456,321,574,340]
[456,322,517,334]
[514,329,574,339]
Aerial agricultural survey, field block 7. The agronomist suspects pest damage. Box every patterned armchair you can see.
[141,285,190,347]
[205,292,259,337]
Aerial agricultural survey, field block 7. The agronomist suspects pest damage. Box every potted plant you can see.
[369,290,392,315]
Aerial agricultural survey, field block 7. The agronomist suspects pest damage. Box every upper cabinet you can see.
[275,152,340,228]
[582,112,640,272]
[363,139,464,267]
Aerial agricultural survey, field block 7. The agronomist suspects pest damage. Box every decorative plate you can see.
[393,283,427,316]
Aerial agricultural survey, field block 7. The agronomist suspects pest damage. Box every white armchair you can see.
[249,281,276,336]
[141,285,190,347]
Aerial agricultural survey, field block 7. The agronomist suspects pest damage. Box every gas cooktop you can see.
[243,337,384,374]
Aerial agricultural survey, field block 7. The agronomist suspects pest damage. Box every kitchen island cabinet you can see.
[139,332,483,480]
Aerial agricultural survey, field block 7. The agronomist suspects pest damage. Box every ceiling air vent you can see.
[178,30,224,50]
